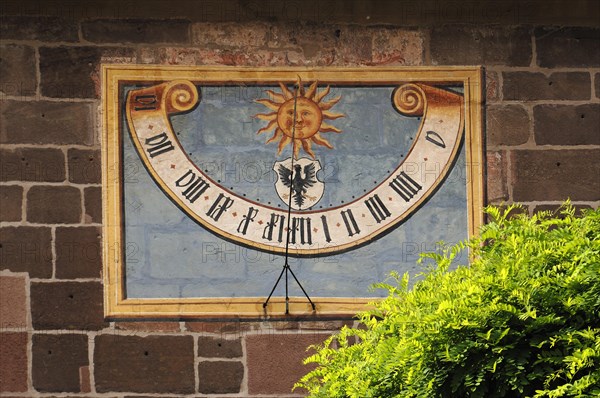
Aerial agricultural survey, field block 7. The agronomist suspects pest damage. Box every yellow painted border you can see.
[102,65,484,319]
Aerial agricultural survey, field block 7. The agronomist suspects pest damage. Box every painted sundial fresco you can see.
[102,66,484,318]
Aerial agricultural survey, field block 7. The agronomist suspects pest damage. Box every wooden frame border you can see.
[102,65,484,319]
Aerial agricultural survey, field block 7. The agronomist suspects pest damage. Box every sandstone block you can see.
[0,226,52,277]
[31,282,106,330]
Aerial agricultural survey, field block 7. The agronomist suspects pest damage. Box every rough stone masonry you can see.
[1,0,599,396]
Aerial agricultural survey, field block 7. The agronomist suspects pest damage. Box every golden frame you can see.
[102,65,484,319]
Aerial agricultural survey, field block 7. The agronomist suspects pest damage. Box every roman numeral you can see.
[426,130,446,148]
[320,215,332,243]
[175,169,210,204]
[133,94,158,111]
[262,213,285,243]
[290,217,312,245]
[340,209,360,237]
[390,172,422,202]
[237,207,259,236]
[364,194,391,223]
[206,193,234,222]
[145,132,174,158]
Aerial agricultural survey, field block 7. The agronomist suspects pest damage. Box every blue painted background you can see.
[123,84,468,299]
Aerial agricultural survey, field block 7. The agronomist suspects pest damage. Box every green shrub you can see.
[296,205,600,397]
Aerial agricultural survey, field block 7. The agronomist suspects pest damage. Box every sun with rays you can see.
[254,78,345,159]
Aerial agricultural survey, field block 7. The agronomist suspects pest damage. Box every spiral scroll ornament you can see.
[164,80,200,114]
[392,83,427,117]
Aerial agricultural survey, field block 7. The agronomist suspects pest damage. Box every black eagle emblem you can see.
[278,163,318,209]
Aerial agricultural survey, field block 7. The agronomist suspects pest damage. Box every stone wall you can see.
[1,1,599,396]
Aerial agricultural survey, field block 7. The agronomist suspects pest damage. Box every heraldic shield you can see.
[273,157,325,210]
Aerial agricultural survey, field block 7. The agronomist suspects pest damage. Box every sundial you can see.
[102,66,484,318]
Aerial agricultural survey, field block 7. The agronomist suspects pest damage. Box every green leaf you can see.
[296,203,600,398]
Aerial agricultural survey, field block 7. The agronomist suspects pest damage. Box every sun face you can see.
[254,78,344,159]
[277,97,322,140]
